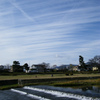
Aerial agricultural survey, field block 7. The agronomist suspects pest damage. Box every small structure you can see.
[30,64,46,73]
[28,66,38,73]
[68,65,79,71]
[92,67,98,71]
[72,66,79,71]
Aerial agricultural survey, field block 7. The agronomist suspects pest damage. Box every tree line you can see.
[0,55,100,72]
[11,61,50,72]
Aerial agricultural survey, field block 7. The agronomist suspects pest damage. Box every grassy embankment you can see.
[0,73,100,90]
[0,73,100,80]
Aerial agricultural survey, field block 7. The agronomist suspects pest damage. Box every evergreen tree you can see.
[79,55,86,69]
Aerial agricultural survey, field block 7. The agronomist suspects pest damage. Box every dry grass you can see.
[0,73,100,80]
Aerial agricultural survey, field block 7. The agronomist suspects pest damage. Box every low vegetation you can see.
[50,79,100,87]
[0,84,21,90]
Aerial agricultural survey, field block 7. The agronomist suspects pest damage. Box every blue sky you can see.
[0,0,100,66]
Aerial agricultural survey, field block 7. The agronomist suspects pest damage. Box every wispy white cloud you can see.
[9,0,35,22]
